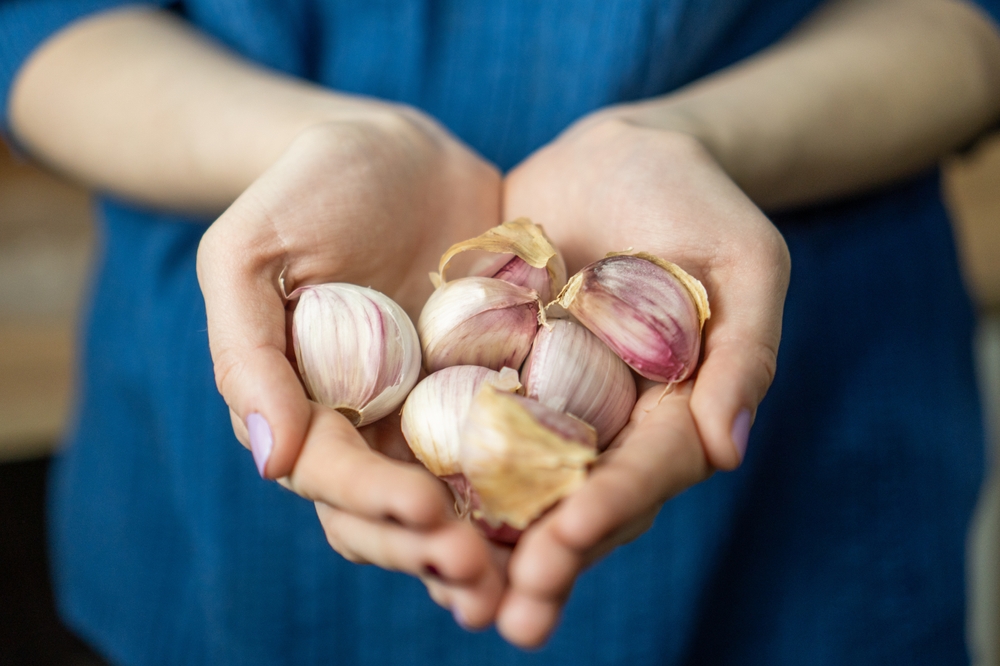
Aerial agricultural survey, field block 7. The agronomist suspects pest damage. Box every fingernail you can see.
[247,413,273,478]
[452,604,469,630]
[423,564,442,580]
[731,409,751,461]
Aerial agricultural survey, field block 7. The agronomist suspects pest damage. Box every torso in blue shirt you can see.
[23,1,989,664]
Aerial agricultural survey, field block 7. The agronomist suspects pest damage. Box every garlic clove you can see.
[291,283,421,426]
[554,252,710,383]
[488,255,556,303]
[417,276,541,373]
[431,218,567,302]
[460,386,597,530]
[401,366,521,477]
[521,319,636,449]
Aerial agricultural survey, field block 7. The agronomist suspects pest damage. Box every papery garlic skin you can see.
[460,386,597,530]
[401,366,521,477]
[418,276,540,373]
[434,218,567,302]
[292,283,420,426]
[521,319,636,449]
[556,253,710,383]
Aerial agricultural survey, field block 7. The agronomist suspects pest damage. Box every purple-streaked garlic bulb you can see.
[554,252,710,383]
[417,276,540,373]
[432,217,567,304]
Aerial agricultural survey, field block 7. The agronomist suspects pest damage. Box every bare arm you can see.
[8,7,404,214]
[606,0,1000,209]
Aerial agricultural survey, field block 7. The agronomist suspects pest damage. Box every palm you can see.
[215,118,501,321]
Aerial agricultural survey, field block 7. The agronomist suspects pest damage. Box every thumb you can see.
[689,257,787,471]
[197,219,309,479]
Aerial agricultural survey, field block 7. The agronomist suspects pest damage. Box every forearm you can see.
[8,7,399,214]
[617,0,1000,210]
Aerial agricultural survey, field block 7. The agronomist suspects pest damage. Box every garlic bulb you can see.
[292,283,420,426]
[554,252,710,383]
[401,366,521,477]
[460,386,598,530]
[432,218,567,303]
[521,319,636,448]
[487,256,556,303]
[417,276,540,373]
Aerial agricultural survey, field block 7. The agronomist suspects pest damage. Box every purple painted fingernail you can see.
[452,605,469,630]
[247,413,273,478]
[732,409,751,461]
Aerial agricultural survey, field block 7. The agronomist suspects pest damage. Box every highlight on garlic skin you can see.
[417,276,541,373]
[521,319,636,449]
[291,283,421,426]
[554,252,711,383]
[460,385,598,530]
[400,366,521,477]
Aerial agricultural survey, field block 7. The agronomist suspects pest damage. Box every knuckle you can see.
[210,348,244,400]
[749,339,779,392]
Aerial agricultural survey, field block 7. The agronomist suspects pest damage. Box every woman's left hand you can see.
[494,115,791,647]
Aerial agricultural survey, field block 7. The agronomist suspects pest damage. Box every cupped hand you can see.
[196,109,506,626]
[496,116,791,646]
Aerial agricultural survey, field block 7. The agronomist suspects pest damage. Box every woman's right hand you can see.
[196,108,507,627]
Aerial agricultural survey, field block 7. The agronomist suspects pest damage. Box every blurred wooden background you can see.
[0,146,91,460]
[1,138,998,663]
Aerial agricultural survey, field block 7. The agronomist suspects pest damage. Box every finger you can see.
[690,232,790,470]
[284,404,452,528]
[197,211,310,479]
[496,591,563,649]
[315,503,506,629]
[552,382,709,552]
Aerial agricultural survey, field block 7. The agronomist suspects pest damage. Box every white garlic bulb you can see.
[292,283,421,426]
[400,366,521,477]
[521,319,636,449]
[417,277,540,373]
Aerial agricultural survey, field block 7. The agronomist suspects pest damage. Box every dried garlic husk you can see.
[554,252,710,383]
[432,218,567,303]
[291,283,420,426]
[417,277,540,373]
[460,385,598,530]
[401,366,521,477]
[521,319,636,448]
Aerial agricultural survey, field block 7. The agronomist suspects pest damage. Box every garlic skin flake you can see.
[461,386,598,530]
[401,366,521,477]
[292,283,420,426]
[418,276,540,373]
[555,253,710,384]
[521,319,636,449]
